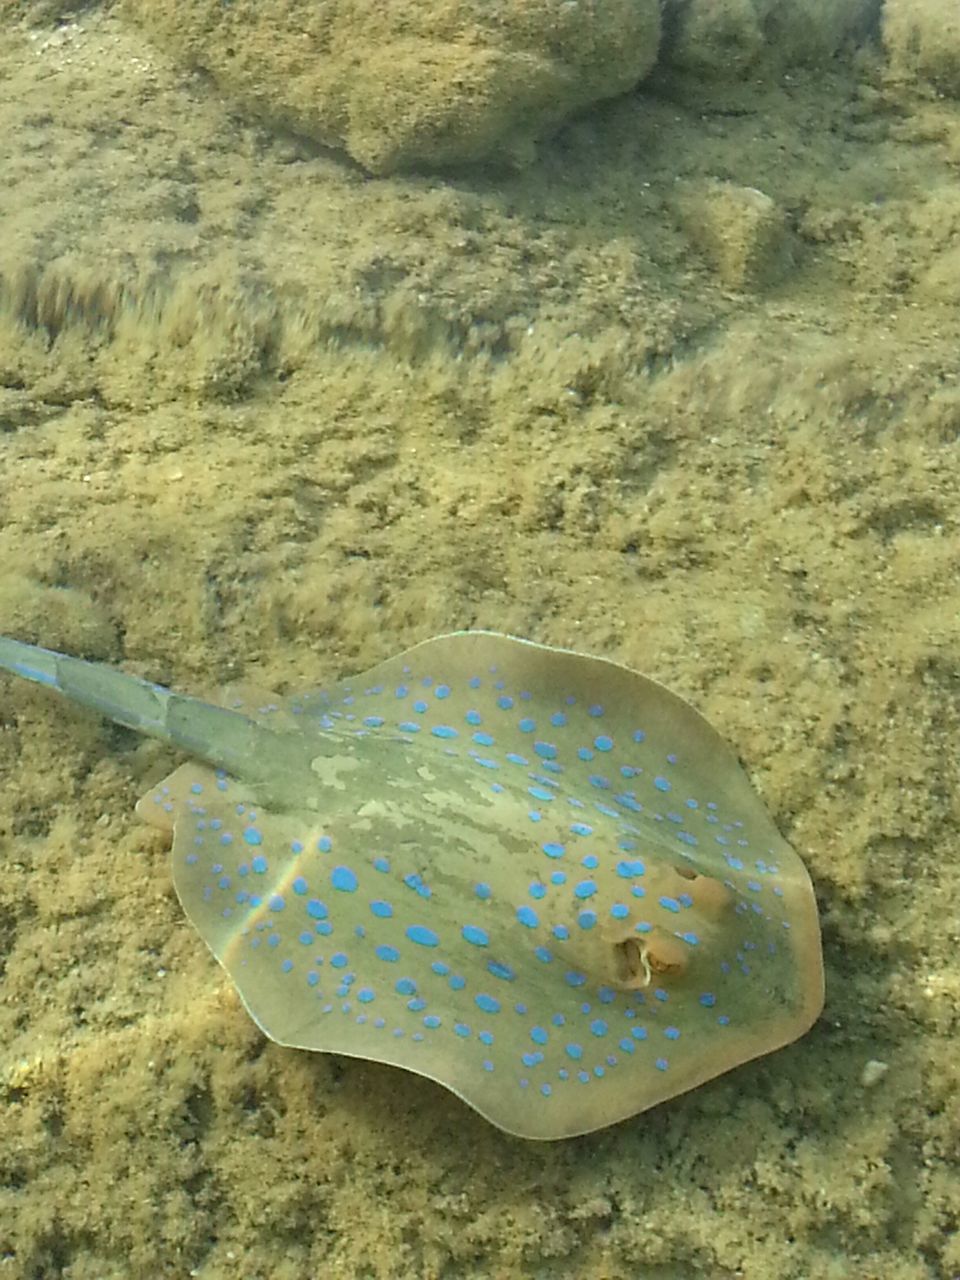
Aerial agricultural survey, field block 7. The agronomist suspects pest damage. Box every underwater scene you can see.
[1,2,958,1277]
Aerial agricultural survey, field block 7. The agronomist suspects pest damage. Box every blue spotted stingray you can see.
[0,630,823,1138]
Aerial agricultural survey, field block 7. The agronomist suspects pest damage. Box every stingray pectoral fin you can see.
[136,763,256,834]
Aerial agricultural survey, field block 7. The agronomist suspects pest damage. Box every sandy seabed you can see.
[1,7,959,1280]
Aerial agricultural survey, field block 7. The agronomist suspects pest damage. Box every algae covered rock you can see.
[662,0,879,75]
[120,0,661,173]
[883,0,960,96]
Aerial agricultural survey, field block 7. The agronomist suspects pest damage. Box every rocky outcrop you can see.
[120,0,662,173]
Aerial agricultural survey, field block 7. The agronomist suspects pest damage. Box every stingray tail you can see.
[0,635,291,780]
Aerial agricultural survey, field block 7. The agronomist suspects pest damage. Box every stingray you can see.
[0,630,823,1138]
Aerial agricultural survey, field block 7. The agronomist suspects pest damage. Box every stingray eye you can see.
[673,862,697,880]
[643,931,689,978]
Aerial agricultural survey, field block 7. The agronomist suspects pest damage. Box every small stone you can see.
[860,1059,889,1088]
[676,180,793,291]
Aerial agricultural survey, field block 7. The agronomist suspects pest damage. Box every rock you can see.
[662,0,880,75]
[0,575,119,659]
[675,181,792,291]
[883,0,960,96]
[119,0,661,173]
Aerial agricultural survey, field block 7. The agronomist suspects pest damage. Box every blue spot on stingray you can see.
[398,721,420,733]
[565,1043,583,1061]
[552,924,570,941]
[519,717,535,733]
[317,836,332,853]
[542,842,565,859]
[534,946,552,962]
[475,993,500,1014]
[550,870,567,885]
[454,1022,470,1038]
[373,856,390,873]
[700,992,717,1007]
[529,785,553,801]
[497,695,514,710]
[332,866,358,893]
[488,961,515,982]
[363,715,385,728]
[594,735,613,751]
[577,910,597,930]
[330,953,348,968]
[280,958,293,973]
[462,925,489,947]
[403,873,431,898]
[654,776,671,792]
[530,1026,548,1045]
[534,741,557,759]
[474,882,492,900]
[656,1058,669,1071]
[396,978,417,995]
[615,794,643,813]
[610,903,629,919]
[413,699,428,713]
[528,882,547,900]
[551,712,567,727]
[369,900,393,918]
[268,895,285,911]
[574,880,597,900]
[431,724,458,739]
[590,1019,608,1037]
[243,827,262,846]
[406,925,439,948]
[564,971,586,988]
[617,859,646,878]
[588,704,604,717]
[472,731,494,746]
[435,684,451,699]
[376,945,399,962]
[659,896,681,913]
[516,906,538,928]
[251,855,267,874]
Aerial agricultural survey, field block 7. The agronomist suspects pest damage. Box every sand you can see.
[1,7,958,1279]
